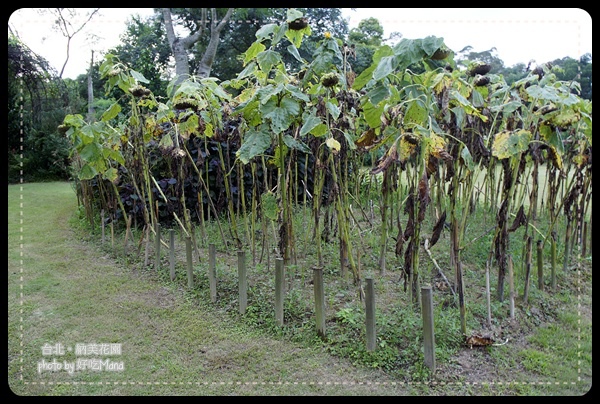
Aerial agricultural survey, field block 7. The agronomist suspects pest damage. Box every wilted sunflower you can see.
[321,72,339,88]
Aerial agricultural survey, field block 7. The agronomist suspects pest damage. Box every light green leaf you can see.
[460,146,474,172]
[342,131,357,150]
[525,85,560,102]
[243,41,266,65]
[326,137,341,152]
[255,24,277,41]
[326,101,341,121]
[238,61,257,79]
[287,44,305,63]
[130,69,149,83]
[103,167,119,182]
[101,102,121,122]
[403,100,428,127]
[285,84,309,102]
[286,8,304,21]
[310,123,328,137]
[352,45,393,90]
[201,78,231,100]
[363,101,385,129]
[367,82,391,106]
[204,122,214,138]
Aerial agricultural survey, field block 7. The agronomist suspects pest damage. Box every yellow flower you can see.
[324,31,332,39]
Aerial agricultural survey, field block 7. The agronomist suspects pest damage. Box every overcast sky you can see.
[8,8,592,80]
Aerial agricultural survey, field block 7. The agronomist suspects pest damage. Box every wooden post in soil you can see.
[508,255,515,319]
[275,258,284,327]
[421,285,435,373]
[313,267,326,339]
[110,221,114,249]
[208,243,217,303]
[537,239,544,291]
[523,236,532,303]
[124,216,132,259]
[238,250,247,315]
[365,277,376,352]
[154,222,161,271]
[551,231,557,291]
[582,221,587,257]
[101,210,105,245]
[485,259,492,328]
[169,229,175,281]
[186,236,194,288]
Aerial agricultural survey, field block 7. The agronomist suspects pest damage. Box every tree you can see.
[42,8,100,79]
[161,7,234,89]
[347,17,385,75]
[110,13,172,98]
[551,54,592,100]
[348,17,383,47]
[8,34,74,182]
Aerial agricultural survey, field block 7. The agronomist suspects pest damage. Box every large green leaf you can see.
[243,41,266,65]
[283,135,310,154]
[287,44,305,64]
[420,36,445,57]
[178,114,199,140]
[309,123,328,137]
[373,55,396,81]
[201,78,231,101]
[362,101,385,129]
[236,128,272,164]
[300,112,322,136]
[403,100,428,127]
[492,129,532,159]
[352,46,393,90]
[78,142,103,162]
[367,82,391,106]
[101,102,121,122]
[130,69,149,84]
[262,96,300,134]
[525,85,560,102]
[491,100,522,114]
[255,24,277,41]
[78,163,98,180]
[238,61,257,79]
[285,84,309,102]
[257,84,284,105]
[326,100,341,121]
[256,50,282,73]
[285,25,311,48]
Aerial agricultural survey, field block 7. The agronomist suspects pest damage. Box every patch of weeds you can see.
[519,349,552,375]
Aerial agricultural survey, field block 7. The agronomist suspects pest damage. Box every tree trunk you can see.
[196,9,234,78]
[86,50,95,122]
[162,8,204,90]
[162,8,234,90]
